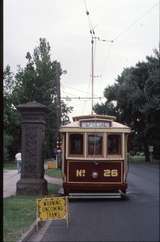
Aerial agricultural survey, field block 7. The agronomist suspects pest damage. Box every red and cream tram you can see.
[60,114,131,198]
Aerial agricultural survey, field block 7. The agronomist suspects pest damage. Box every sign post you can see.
[36,196,69,229]
[148,146,154,163]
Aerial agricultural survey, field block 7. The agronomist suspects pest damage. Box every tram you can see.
[60,114,131,198]
[59,4,131,198]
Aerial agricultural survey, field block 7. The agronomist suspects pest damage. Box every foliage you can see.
[94,49,160,161]
[3,162,17,170]
[128,155,145,163]
[3,66,21,161]
[3,38,72,160]
[93,101,118,117]
[45,168,62,177]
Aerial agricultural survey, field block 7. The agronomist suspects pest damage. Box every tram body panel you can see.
[60,115,130,196]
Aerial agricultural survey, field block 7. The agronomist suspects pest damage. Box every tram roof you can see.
[72,114,116,121]
[60,114,131,132]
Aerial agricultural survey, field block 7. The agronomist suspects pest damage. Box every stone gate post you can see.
[16,101,48,195]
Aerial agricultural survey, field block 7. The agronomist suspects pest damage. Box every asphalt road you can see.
[30,163,159,242]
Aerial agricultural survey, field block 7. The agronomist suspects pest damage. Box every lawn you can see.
[128,155,145,163]
[3,196,36,242]
[3,183,60,242]
[45,168,62,177]
[3,162,17,170]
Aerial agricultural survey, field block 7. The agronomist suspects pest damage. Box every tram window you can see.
[69,134,84,155]
[87,134,103,156]
[107,134,121,155]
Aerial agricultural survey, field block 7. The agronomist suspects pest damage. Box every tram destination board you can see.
[80,120,111,128]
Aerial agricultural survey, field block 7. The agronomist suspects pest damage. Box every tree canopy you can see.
[4,38,72,161]
[94,49,160,161]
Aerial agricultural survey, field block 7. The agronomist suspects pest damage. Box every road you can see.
[30,163,159,242]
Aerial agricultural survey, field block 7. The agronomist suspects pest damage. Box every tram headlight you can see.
[92,171,98,178]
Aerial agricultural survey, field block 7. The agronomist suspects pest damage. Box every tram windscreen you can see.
[107,134,121,155]
[69,134,83,155]
[88,134,103,155]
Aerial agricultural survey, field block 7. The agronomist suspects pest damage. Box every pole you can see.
[91,36,94,115]
[57,76,61,126]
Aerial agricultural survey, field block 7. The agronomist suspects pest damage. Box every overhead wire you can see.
[83,0,95,36]
[79,0,159,119]
[61,81,91,95]
[98,1,159,89]
[112,1,159,42]
[61,85,103,100]
[83,0,96,113]
[83,0,115,108]
[61,96,103,100]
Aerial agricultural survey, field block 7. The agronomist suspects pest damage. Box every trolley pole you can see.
[57,78,61,127]
[91,36,94,115]
[56,69,67,168]
[57,82,61,168]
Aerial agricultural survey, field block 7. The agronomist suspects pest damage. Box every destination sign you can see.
[80,121,111,128]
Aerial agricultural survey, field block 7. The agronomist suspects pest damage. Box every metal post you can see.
[149,145,154,163]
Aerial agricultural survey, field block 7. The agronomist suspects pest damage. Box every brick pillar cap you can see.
[17,101,48,112]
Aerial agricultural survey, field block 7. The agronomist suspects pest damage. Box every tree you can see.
[94,49,160,161]
[4,38,72,159]
[3,65,21,161]
[94,101,118,117]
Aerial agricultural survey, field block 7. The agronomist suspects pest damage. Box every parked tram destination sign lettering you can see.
[37,197,68,221]
[81,121,111,128]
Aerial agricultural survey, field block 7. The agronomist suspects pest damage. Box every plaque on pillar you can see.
[16,101,48,195]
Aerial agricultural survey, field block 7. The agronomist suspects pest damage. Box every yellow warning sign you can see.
[48,161,57,169]
[37,197,68,221]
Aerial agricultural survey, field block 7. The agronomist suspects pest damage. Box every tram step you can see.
[69,192,121,199]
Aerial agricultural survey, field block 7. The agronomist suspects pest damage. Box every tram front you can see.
[60,114,131,198]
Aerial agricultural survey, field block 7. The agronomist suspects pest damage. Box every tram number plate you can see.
[104,169,118,177]
[75,169,118,177]
[76,169,86,177]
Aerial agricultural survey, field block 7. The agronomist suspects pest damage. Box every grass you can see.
[3,183,60,242]
[3,195,36,242]
[47,183,61,194]
[3,162,16,170]
[128,155,145,163]
[45,168,62,177]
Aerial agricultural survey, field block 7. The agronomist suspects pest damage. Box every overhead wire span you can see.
[61,81,91,95]
[61,96,103,100]
[61,91,104,101]
[112,1,159,42]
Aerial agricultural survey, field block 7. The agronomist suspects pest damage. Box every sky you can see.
[4,0,159,119]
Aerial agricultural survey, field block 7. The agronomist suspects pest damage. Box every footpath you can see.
[3,168,62,198]
[3,167,63,242]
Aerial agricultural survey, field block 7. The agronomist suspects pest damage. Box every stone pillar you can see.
[16,101,48,195]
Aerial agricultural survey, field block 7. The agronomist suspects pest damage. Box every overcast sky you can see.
[4,0,159,118]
